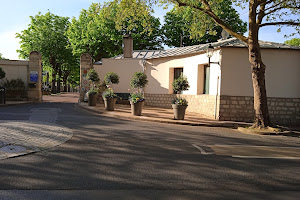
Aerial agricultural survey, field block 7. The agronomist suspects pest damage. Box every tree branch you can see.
[264,6,284,16]
[257,1,267,25]
[175,0,248,43]
[260,21,300,27]
[263,0,288,12]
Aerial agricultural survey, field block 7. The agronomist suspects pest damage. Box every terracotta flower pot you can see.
[172,104,188,120]
[103,97,117,111]
[88,94,97,106]
[130,101,144,116]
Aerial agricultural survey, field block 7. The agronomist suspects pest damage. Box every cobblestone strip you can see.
[0,120,73,160]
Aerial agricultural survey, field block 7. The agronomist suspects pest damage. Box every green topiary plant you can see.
[130,72,148,89]
[87,69,100,91]
[129,72,148,104]
[87,69,100,84]
[172,74,190,94]
[104,72,119,85]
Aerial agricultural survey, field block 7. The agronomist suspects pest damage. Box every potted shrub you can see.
[87,69,100,106]
[129,72,148,116]
[172,75,190,120]
[102,72,119,111]
[87,89,98,106]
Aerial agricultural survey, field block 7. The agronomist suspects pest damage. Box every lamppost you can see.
[206,44,220,120]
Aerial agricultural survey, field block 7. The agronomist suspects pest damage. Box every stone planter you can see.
[88,94,97,106]
[172,104,188,120]
[130,101,144,116]
[103,97,117,111]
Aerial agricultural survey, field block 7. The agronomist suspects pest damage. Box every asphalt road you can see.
[0,101,300,200]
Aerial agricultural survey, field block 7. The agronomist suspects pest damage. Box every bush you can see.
[129,90,144,103]
[102,87,118,99]
[172,75,190,94]
[2,78,25,90]
[104,72,119,85]
[1,78,27,99]
[87,69,100,83]
[130,72,148,89]
[172,97,188,106]
[87,88,98,96]
[0,67,5,81]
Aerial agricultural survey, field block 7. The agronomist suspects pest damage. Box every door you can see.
[203,65,210,94]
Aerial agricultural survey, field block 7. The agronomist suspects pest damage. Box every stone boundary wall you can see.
[144,93,218,119]
[0,51,42,102]
[219,95,300,125]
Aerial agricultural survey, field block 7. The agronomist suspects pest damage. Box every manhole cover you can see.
[0,145,27,153]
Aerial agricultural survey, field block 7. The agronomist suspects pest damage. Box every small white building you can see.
[93,36,300,125]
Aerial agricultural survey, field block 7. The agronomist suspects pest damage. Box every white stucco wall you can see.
[145,50,221,95]
[0,60,29,86]
[93,58,143,93]
[220,48,300,98]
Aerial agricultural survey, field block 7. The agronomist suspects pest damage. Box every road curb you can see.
[0,101,36,107]
[75,103,238,128]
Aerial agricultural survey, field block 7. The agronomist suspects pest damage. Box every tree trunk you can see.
[57,68,62,93]
[50,56,57,94]
[247,0,271,128]
[51,69,57,94]
[62,71,70,92]
[249,46,271,128]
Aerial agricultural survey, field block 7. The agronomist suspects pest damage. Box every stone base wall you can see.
[219,95,300,125]
[144,93,218,119]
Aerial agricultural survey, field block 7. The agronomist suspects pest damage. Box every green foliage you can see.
[0,53,7,60]
[87,88,99,96]
[284,38,300,46]
[172,75,190,94]
[0,67,5,80]
[66,2,163,61]
[16,12,71,64]
[129,90,144,103]
[130,72,148,89]
[1,79,27,99]
[87,69,100,83]
[16,12,79,90]
[162,0,247,47]
[2,79,25,90]
[102,87,118,99]
[104,72,120,85]
[172,97,188,106]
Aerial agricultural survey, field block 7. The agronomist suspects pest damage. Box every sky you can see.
[0,0,299,60]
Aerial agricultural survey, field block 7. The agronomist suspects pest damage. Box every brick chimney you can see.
[123,34,133,58]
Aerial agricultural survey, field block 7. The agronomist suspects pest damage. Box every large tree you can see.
[67,2,163,61]
[16,12,78,94]
[284,38,300,46]
[113,0,300,128]
[162,0,247,47]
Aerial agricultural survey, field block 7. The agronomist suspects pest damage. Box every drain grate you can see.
[0,145,27,153]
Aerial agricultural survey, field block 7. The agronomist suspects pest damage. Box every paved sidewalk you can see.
[77,102,251,128]
[0,121,73,160]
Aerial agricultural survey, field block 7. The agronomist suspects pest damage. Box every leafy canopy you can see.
[16,12,79,87]
[162,0,247,47]
[67,2,163,61]
[284,38,300,46]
